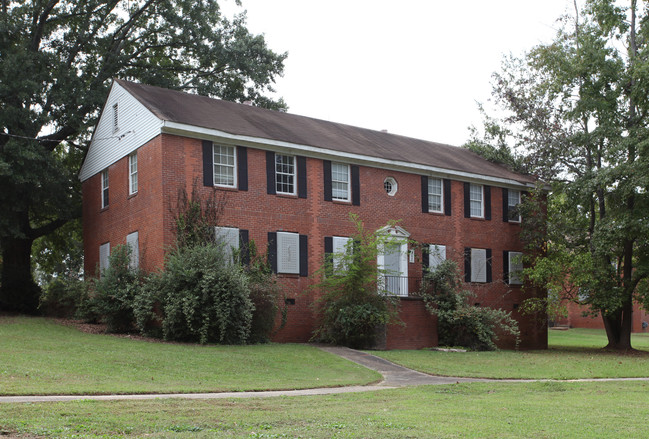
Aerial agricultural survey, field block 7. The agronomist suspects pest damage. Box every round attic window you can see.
[384,177,397,196]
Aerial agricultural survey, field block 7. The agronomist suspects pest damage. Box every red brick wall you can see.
[83,133,548,349]
[385,298,438,350]
[556,301,649,333]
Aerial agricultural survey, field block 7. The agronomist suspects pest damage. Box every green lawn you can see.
[370,328,649,380]
[2,381,649,438]
[0,316,380,395]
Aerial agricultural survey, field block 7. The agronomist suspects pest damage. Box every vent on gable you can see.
[112,103,119,132]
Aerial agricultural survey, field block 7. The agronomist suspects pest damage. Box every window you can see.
[99,242,110,274]
[101,169,109,208]
[277,232,300,274]
[331,163,350,201]
[384,177,397,196]
[428,178,443,213]
[129,152,138,195]
[213,144,236,187]
[126,232,139,269]
[215,226,239,264]
[275,154,296,195]
[469,184,483,218]
[464,247,491,283]
[508,190,521,222]
[428,244,446,270]
[112,103,119,132]
[332,236,352,273]
[508,251,523,285]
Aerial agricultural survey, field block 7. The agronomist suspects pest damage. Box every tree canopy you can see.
[0,0,287,312]
[471,0,649,349]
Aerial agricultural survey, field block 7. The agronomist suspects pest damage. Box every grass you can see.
[2,381,649,438]
[369,328,649,380]
[0,316,380,395]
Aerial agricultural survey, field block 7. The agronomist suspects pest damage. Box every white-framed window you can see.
[469,183,483,218]
[275,154,296,195]
[508,251,523,285]
[384,177,398,196]
[470,248,487,283]
[213,144,236,187]
[508,190,521,222]
[112,103,119,133]
[129,152,138,195]
[332,236,353,273]
[331,163,350,201]
[101,169,109,208]
[126,232,139,269]
[215,226,239,264]
[428,178,443,213]
[428,244,447,270]
[99,242,110,274]
[277,232,300,274]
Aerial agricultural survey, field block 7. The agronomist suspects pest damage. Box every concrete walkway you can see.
[1,345,647,404]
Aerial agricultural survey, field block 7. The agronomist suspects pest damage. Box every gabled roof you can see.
[115,79,536,186]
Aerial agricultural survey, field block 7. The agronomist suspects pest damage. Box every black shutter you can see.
[297,156,307,199]
[485,185,492,220]
[486,248,493,283]
[323,160,332,201]
[299,234,308,277]
[422,244,429,277]
[421,176,429,213]
[239,229,250,266]
[503,250,510,284]
[502,188,509,222]
[266,151,276,195]
[202,140,213,187]
[324,236,333,276]
[268,232,277,273]
[351,165,360,206]
[464,183,470,218]
[444,179,452,216]
[237,146,248,191]
[464,247,471,282]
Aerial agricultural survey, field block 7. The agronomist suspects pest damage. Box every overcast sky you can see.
[223,1,576,146]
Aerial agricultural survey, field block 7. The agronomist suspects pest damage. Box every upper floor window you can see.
[507,190,521,222]
[469,183,483,218]
[129,152,138,195]
[213,144,236,187]
[331,163,350,201]
[101,169,109,208]
[384,177,398,196]
[275,154,296,195]
[428,178,443,213]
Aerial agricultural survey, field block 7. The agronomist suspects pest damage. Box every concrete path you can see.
[2,345,648,404]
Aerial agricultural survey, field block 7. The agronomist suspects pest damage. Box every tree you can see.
[0,0,287,313]
[478,0,649,349]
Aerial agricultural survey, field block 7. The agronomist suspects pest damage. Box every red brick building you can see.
[80,80,547,349]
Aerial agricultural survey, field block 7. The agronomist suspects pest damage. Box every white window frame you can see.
[101,169,109,208]
[277,232,300,274]
[129,152,138,195]
[470,248,487,283]
[508,190,521,223]
[428,244,446,270]
[469,183,484,218]
[428,178,444,213]
[215,226,239,264]
[126,232,139,269]
[275,154,296,195]
[331,163,350,202]
[508,251,523,285]
[213,144,237,188]
[384,177,398,196]
[332,236,353,273]
[99,242,110,274]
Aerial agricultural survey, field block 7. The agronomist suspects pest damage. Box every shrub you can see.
[420,260,519,351]
[245,240,282,343]
[312,214,400,349]
[38,276,86,318]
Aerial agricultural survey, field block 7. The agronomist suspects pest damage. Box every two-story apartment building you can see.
[80,79,547,349]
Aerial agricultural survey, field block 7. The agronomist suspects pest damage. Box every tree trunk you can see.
[0,236,41,314]
[601,298,633,350]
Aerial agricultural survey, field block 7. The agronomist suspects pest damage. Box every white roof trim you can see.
[161,121,536,189]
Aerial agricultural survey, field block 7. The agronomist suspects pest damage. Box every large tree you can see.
[474,0,649,350]
[0,0,286,313]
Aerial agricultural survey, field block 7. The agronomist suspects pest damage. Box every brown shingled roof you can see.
[116,79,535,185]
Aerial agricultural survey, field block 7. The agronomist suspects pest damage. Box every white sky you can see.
[223,0,576,146]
